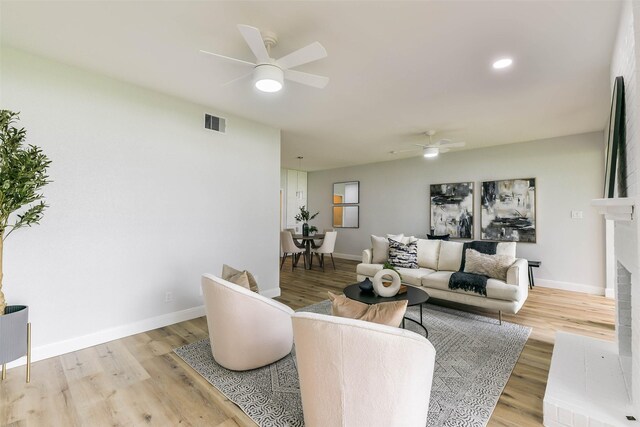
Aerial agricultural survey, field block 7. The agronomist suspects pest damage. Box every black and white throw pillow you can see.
[388,238,418,269]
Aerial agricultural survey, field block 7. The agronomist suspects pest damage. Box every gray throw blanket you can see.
[449,241,499,296]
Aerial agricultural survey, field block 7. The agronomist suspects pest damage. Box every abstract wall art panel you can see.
[430,182,474,239]
[481,178,536,243]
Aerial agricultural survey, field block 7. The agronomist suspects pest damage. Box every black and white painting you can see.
[430,182,473,239]
[481,178,536,243]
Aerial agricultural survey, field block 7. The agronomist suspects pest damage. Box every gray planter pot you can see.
[0,305,31,382]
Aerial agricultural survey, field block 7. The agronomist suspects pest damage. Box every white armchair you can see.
[201,274,294,371]
[292,312,436,427]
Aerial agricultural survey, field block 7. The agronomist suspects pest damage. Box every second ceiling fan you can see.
[201,24,329,93]
[390,130,466,158]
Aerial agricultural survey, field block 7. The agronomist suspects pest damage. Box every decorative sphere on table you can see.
[372,269,401,297]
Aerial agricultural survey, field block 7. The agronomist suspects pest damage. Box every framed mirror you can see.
[604,76,626,198]
[333,181,359,204]
[333,206,359,228]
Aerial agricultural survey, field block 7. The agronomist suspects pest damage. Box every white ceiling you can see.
[0,1,622,171]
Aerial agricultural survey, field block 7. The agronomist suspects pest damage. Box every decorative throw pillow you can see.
[402,235,419,244]
[417,239,440,270]
[370,234,404,264]
[463,249,516,281]
[437,240,464,271]
[226,271,251,289]
[388,239,418,269]
[328,292,408,327]
[427,234,450,241]
[221,264,259,292]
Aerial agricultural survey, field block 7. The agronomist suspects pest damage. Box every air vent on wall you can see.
[204,113,226,133]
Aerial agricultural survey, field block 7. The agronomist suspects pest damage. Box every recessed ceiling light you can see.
[492,58,513,69]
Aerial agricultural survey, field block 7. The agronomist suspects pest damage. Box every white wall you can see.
[308,132,605,294]
[0,48,281,363]
[610,0,640,414]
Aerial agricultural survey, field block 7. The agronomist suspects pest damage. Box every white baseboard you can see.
[535,279,605,296]
[604,288,615,298]
[261,287,281,298]
[7,305,206,369]
[333,252,361,261]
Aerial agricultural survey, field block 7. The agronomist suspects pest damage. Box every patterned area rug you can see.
[174,301,531,427]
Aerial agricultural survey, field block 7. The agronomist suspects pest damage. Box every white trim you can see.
[332,252,361,261]
[605,288,615,299]
[592,197,636,221]
[7,305,206,369]
[261,287,281,298]
[535,279,605,296]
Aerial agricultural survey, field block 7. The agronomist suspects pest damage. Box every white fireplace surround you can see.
[544,198,638,427]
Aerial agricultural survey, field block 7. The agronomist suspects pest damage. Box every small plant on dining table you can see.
[295,206,319,237]
[294,206,319,223]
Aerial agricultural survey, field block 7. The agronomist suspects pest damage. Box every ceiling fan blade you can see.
[200,50,256,67]
[439,142,466,148]
[436,139,452,144]
[238,24,271,63]
[389,148,422,154]
[276,41,327,70]
[284,69,329,88]
[412,144,428,148]
[221,70,254,87]
[439,148,451,153]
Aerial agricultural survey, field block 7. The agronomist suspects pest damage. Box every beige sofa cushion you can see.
[421,270,520,302]
[421,271,454,291]
[496,242,517,257]
[356,264,433,286]
[437,241,464,271]
[328,292,408,327]
[417,239,440,269]
[371,234,404,264]
[395,267,435,286]
[463,249,516,281]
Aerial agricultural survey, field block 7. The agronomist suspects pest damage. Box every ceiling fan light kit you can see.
[423,147,439,158]
[254,64,284,93]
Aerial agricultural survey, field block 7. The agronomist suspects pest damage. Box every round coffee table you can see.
[343,283,430,337]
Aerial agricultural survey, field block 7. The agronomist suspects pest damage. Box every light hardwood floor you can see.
[1,258,614,426]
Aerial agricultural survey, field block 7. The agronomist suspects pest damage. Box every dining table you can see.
[292,233,325,270]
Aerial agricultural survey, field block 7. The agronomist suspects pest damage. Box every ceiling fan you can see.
[200,24,329,93]
[390,130,466,158]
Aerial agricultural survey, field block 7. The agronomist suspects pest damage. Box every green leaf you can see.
[0,110,51,239]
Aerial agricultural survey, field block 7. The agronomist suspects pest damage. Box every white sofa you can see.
[356,239,529,318]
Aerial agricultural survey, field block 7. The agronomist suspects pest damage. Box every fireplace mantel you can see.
[592,197,636,221]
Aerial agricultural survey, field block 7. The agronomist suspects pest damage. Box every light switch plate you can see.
[571,210,584,219]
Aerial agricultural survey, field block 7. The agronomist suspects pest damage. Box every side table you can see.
[528,261,541,289]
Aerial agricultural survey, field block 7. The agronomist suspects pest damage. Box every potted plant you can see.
[382,261,403,286]
[294,205,319,236]
[0,110,51,381]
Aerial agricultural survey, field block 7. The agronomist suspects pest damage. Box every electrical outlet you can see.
[571,210,584,219]
[164,291,173,303]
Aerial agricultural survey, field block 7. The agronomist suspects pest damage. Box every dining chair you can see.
[286,228,305,249]
[311,231,337,271]
[280,231,305,271]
